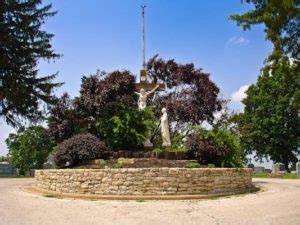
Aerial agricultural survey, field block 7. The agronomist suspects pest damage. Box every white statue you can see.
[160,107,171,147]
[135,85,159,110]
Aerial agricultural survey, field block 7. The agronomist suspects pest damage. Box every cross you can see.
[135,5,165,92]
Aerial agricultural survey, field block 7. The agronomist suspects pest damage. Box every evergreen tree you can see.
[0,0,61,126]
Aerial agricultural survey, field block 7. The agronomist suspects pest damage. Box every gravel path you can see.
[0,178,299,225]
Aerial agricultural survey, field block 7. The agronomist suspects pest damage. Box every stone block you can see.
[272,163,285,173]
[296,162,300,177]
[253,166,265,173]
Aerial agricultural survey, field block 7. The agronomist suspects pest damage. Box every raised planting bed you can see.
[34,168,254,199]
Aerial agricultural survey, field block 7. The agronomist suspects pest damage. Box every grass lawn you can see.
[252,173,299,179]
[0,176,32,179]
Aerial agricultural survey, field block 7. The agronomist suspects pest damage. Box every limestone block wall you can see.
[35,168,252,196]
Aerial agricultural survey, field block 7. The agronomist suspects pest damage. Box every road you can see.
[0,178,299,225]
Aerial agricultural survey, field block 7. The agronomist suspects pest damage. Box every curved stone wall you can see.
[35,168,252,196]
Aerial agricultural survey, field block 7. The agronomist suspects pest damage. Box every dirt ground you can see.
[0,178,299,225]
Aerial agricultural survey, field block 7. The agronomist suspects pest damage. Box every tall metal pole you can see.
[141,5,146,70]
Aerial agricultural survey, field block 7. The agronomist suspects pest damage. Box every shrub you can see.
[96,104,155,150]
[110,162,123,168]
[170,132,186,151]
[186,127,245,167]
[185,162,200,168]
[54,134,108,167]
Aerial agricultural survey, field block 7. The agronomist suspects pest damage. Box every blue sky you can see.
[0,1,273,165]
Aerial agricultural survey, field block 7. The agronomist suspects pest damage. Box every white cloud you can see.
[226,36,250,47]
[231,85,249,103]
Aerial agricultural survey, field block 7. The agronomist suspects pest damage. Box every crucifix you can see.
[135,5,165,111]
[134,6,166,149]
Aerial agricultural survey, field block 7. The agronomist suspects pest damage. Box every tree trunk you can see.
[283,160,290,173]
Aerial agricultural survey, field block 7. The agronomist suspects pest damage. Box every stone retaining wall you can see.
[35,168,252,196]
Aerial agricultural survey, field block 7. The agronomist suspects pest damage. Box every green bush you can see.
[54,134,108,167]
[208,164,216,168]
[97,104,155,150]
[170,132,186,151]
[185,162,200,168]
[187,127,245,167]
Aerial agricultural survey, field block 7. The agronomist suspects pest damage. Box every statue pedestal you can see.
[143,141,153,150]
[143,131,153,150]
[144,133,153,150]
[162,143,171,147]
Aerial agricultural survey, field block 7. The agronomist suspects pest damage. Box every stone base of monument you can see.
[30,168,256,200]
[143,142,153,150]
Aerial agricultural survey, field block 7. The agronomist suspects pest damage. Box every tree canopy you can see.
[236,60,299,170]
[47,93,85,144]
[48,70,155,150]
[0,0,61,126]
[230,0,300,62]
[5,125,54,174]
[147,55,223,135]
[48,57,223,150]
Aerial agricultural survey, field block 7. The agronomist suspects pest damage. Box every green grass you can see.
[43,194,57,198]
[153,147,186,152]
[185,162,200,168]
[43,194,63,199]
[252,173,299,179]
[136,198,145,202]
[252,173,269,178]
[0,176,32,178]
[110,162,123,169]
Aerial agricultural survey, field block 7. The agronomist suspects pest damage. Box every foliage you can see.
[96,105,155,150]
[74,70,137,121]
[47,93,87,144]
[147,56,223,135]
[0,0,62,126]
[185,162,200,168]
[48,59,223,150]
[207,164,216,168]
[54,134,108,168]
[169,132,186,151]
[47,70,138,146]
[110,162,123,169]
[186,127,245,167]
[230,0,300,61]
[152,131,186,151]
[0,155,9,162]
[235,60,299,170]
[5,126,54,174]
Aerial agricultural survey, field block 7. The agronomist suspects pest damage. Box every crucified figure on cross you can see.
[135,85,159,111]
